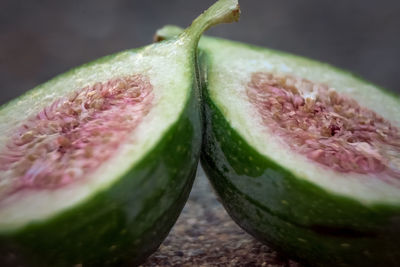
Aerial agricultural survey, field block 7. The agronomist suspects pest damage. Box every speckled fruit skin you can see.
[0,50,202,267]
[197,47,400,267]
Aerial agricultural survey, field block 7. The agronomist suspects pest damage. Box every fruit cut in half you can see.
[156,26,400,267]
[0,1,240,266]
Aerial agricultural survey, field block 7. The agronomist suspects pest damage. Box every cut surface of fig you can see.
[0,75,153,194]
[0,45,190,231]
[247,72,400,183]
[200,38,400,205]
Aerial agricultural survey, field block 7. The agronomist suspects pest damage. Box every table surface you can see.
[142,168,302,267]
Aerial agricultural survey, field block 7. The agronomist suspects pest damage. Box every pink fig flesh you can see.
[247,72,400,182]
[0,75,154,197]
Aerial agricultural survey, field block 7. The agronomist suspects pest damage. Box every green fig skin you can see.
[0,50,201,267]
[200,75,400,266]
[204,151,399,267]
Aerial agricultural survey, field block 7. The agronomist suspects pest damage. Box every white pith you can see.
[0,40,192,231]
[202,37,400,205]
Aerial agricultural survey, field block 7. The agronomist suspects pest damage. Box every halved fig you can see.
[0,1,240,266]
[155,26,400,266]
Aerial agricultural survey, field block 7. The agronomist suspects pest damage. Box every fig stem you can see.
[180,0,240,46]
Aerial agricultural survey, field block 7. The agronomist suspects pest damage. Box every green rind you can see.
[197,49,400,265]
[203,157,400,266]
[0,80,201,267]
[0,46,202,267]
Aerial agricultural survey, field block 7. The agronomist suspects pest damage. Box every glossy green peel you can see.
[0,1,240,266]
[155,26,400,266]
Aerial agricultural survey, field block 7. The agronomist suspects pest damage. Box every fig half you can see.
[156,26,400,267]
[0,1,240,266]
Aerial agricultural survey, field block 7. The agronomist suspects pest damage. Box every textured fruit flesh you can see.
[247,72,400,183]
[0,75,153,198]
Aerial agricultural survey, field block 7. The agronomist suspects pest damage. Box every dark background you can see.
[1,0,399,105]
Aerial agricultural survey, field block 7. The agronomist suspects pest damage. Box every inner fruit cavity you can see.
[0,75,154,196]
[247,72,400,180]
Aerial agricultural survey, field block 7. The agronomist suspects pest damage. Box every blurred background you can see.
[1,0,399,104]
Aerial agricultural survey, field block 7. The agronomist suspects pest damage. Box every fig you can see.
[0,1,240,266]
[155,26,400,266]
